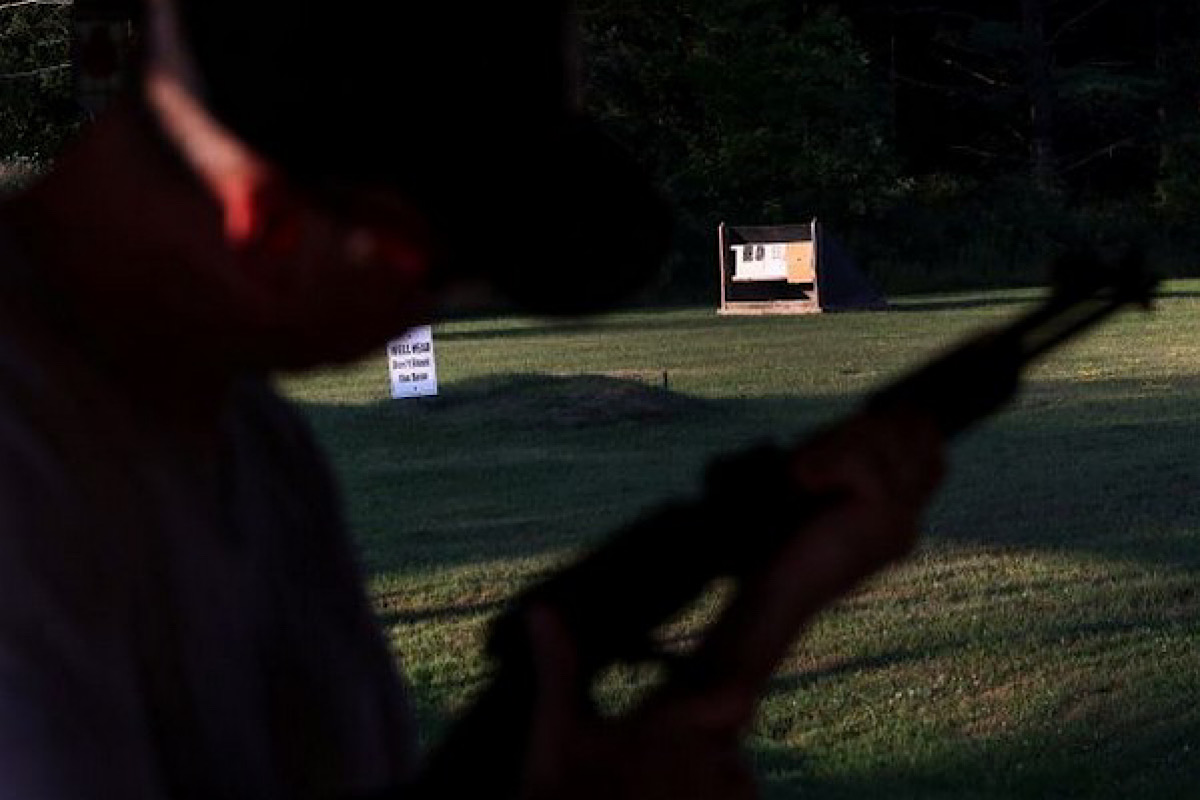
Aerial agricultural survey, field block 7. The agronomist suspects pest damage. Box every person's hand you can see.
[520,411,944,799]
[688,411,945,695]
[521,604,757,800]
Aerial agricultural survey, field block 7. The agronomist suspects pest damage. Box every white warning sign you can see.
[387,325,438,399]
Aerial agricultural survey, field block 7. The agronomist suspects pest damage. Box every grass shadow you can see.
[301,372,843,576]
[302,371,1200,576]
[929,375,1200,571]
[889,296,1043,313]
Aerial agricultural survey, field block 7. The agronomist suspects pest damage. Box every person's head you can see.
[131,0,670,368]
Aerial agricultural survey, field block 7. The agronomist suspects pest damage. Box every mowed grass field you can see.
[279,281,1200,799]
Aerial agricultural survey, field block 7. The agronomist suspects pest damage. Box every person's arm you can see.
[0,425,161,800]
[499,413,944,800]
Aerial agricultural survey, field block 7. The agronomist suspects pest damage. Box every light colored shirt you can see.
[0,229,416,798]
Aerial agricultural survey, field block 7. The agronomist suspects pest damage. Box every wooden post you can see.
[1021,0,1057,191]
[810,217,822,311]
[717,221,729,314]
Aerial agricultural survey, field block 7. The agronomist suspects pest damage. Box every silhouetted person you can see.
[0,1,942,797]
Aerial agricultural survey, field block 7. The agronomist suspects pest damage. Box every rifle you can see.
[409,251,1156,798]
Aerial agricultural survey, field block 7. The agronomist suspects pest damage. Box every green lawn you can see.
[280,281,1200,798]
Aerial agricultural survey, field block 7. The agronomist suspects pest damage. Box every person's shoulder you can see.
[224,375,345,520]
[227,375,327,464]
[0,327,126,636]
[0,245,131,625]
[0,226,82,417]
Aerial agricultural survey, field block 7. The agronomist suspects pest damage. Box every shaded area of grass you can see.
[283,282,1200,797]
[300,376,808,574]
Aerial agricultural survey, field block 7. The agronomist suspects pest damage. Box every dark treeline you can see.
[578,0,1200,296]
[4,1,1200,295]
[0,2,75,171]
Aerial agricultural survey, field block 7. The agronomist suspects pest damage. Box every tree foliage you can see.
[6,1,1200,289]
[0,1,79,161]
[580,0,1200,290]
[580,1,897,293]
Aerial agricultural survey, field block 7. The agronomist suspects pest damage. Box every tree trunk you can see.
[1022,0,1057,191]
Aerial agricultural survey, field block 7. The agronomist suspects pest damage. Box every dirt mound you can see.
[433,373,712,427]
